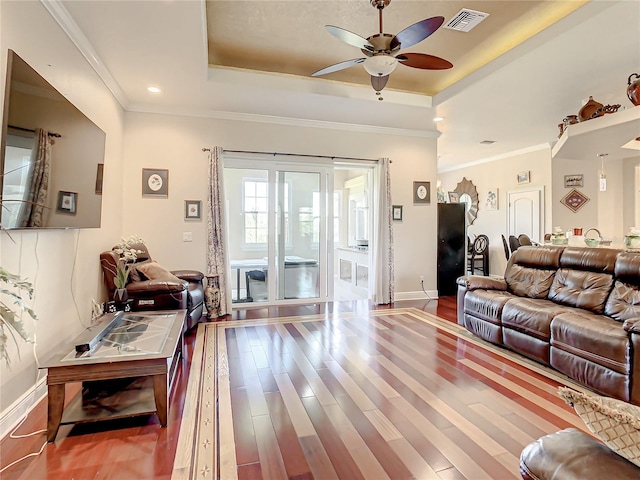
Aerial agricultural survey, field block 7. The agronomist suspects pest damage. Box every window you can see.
[243,180,268,244]
[243,179,290,244]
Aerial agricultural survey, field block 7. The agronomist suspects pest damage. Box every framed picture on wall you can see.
[485,189,498,210]
[185,200,202,220]
[517,171,531,184]
[413,181,431,204]
[564,174,584,188]
[57,191,77,214]
[392,205,403,221]
[142,168,169,197]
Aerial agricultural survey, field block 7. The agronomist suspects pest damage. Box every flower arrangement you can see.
[112,235,144,292]
[0,267,37,366]
[625,227,640,249]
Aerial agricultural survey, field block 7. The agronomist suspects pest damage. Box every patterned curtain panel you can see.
[19,128,51,227]
[206,146,232,316]
[373,157,394,304]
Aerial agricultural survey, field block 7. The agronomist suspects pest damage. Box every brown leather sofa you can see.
[457,246,640,405]
[100,243,205,330]
[520,428,640,479]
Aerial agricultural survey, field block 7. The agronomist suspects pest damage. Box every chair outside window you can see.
[467,234,489,276]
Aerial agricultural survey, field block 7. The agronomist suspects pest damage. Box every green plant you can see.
[0,266,36,366]
[112,236,144,290]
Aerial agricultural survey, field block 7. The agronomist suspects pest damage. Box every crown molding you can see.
[126,103,441,139]
[41,0,128,108]
[438,143,551,173]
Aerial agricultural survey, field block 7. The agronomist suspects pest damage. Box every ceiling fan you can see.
[311,0,453,99]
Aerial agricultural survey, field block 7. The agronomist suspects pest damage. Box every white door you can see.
[508,187,544,243]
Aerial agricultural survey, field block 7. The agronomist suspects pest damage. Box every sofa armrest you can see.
[126,279,187,295]
[623,317,640,333]
[171,270,204,283]
[456,275,507,291]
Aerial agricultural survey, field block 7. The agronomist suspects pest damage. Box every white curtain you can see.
[372,157,394,304]
[206,146,232,316]
[19,128,51,227]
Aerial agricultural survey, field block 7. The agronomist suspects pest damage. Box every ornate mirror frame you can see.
[454,177,479,225]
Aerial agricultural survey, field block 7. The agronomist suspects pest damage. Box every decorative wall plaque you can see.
[560,188,590,213]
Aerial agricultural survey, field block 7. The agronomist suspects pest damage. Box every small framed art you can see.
[413,181,431,204]
[485,189,498,210]
[142,168,169,197]
[564,174,584,188]
[185,200,202,220]
[392,205,403,221]
[517,171,531,184]
[57,191,77,214]
[448,192,459,203]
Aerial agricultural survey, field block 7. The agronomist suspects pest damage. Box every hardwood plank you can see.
[252,415,288,480]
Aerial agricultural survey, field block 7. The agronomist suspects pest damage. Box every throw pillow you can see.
[559,386,640,467]
[136,261,184,284]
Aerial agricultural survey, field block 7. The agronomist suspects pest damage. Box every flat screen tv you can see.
[0,49,105,229]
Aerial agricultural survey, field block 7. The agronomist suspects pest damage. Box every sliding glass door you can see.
[224,160,331,305]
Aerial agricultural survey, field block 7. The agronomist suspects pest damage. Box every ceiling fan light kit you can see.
[311,0,453,99]
[363,55,398,77]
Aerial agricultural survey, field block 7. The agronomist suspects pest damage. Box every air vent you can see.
[444,9,489,32]
[480,140,496,145]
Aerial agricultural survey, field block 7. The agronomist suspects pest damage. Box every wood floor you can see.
[0,298,584,479]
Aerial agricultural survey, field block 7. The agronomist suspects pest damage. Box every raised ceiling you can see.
[53,0,640,171]
[206,0,586,96]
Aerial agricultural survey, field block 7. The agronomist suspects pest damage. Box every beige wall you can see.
[552,154,640,244]
[1,1,124,418]
[122,112,439,297]
[438,147,553,276]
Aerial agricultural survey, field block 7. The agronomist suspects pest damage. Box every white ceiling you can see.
[55,0,640,171]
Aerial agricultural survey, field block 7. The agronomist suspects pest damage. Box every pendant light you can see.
[598,153,608,191]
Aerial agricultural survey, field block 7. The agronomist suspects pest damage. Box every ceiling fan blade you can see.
[311,58,366,77]
[391,16,445,50]
[397,53,453,70]
[371,75,389,92]
[325,25,374,50]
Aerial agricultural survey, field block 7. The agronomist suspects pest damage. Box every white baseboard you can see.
[0,377,47,440]
[394,290,439,301]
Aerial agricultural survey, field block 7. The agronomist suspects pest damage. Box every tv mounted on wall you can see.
[0,49,106,229]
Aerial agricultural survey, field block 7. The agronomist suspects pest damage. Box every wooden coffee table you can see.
[39,309,186,442]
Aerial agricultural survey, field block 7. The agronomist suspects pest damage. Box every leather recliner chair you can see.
[100,243,205,330]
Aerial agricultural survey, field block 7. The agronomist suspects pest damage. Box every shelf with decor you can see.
[552,105,640,161]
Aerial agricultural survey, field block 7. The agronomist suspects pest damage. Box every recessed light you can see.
[147,86,161,93]
[433,116,444,122]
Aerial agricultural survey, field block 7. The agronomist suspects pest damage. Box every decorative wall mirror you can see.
[454,177,479,225]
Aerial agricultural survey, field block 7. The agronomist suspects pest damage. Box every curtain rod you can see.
[201,148,388,163]
[8,125,62,138]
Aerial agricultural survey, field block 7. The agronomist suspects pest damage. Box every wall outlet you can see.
[182,232,193,242]
[419,275,424,283]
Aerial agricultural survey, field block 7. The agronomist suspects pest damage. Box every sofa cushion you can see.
[502,298,570,341]
[551,311,629,374]
[615,252,640,288]
[548,268,614,313]
[464,289,515,325]
[506,264,557,299]
[136,261,185,284]
[606,280,640,321]
[559,247,618,274]
[520,428,640,480]
[559,387,640,468]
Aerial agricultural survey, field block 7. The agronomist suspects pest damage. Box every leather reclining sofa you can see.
[456,245,640,405]
[100,243,205,330]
